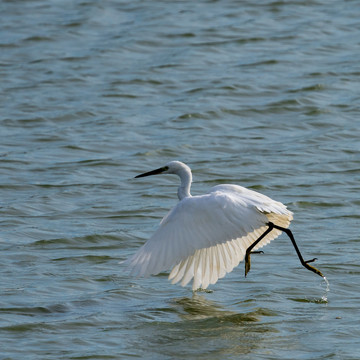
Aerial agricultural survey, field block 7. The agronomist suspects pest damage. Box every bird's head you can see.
[135,161,190,178]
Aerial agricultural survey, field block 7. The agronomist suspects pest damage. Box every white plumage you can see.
[126,161,322,290]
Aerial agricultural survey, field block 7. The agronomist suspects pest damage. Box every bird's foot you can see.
[302,258,324,278]
[245,251,263,277]
[245,253,251,277]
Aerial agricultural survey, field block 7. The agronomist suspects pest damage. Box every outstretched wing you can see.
[126,184,293,289]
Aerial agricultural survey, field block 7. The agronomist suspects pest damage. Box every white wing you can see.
[126,184,293,290]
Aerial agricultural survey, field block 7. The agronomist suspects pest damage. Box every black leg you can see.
[270,222,324,278]
[245,222,324,278]
[245,223,274,277]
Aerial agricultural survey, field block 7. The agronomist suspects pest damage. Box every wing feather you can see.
[202,248,210,289]
[126,184,293,289]
[169,258,187,284]
[181,254,196,287]
[210,247,219,285]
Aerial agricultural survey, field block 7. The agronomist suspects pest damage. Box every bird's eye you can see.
[163,166,169,171]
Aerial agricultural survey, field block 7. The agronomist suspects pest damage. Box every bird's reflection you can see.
[171,293,270,323]
[166,293,276,356]
[172,293,234,320]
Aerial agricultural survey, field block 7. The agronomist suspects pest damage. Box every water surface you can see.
[1,1,360,359]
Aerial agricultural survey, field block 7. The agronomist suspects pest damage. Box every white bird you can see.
[126,161,323,290]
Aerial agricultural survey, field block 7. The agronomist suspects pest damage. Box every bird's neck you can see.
[177,168,192,200]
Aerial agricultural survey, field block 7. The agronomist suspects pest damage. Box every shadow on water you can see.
[134,293,277,358]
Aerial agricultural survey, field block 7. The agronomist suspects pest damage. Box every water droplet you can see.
[321,276,330,302]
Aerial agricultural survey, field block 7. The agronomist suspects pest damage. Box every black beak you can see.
[135,166,166,178]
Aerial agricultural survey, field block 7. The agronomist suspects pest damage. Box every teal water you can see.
[1,1,360,359]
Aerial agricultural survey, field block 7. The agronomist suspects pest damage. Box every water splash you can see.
[321,276,330,303]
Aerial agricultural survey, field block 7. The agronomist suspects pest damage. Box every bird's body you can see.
[126,161,323,290]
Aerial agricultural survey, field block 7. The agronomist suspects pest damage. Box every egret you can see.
[126,161,323,290]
